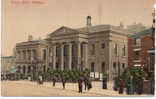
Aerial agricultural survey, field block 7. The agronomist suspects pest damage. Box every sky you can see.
[2,0,155,56]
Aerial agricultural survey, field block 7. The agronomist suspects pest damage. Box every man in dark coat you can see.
[61,76,66,89]
[132,76,136,93]
[52,76,56,87]
[102,77,107,89]
[84,76,88,90]
[78,76,83,93]
[137,77,144,94]
[87,77,92,90]
[119,78,124,94]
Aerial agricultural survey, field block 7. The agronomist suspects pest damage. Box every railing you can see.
[16,59,44,64]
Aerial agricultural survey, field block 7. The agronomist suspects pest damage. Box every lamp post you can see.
[117,55,120,77]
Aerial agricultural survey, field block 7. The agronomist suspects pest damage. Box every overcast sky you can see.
[2,0,155,56]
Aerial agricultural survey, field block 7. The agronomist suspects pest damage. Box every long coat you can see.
[119,79,124,94]
[137,77,144,94]
[78,77,83,93]
[127,79,134,94]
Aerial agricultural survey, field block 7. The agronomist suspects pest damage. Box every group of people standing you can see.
[36,74,147,95]
[78,76,92,93]
[116,76,144,95]
[51,75,92,93]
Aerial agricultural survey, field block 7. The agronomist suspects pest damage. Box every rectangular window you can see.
[114,43,118,56]
[101,62,105,73]
[122,63,125,69]
[91,62,95,72]
[101,43,105,49]
[135,38,141,46]
[122,45,126,56]
[43,49,46,60]
[113,62,116,70]
[91,44,95,55]
[135,51,140,60]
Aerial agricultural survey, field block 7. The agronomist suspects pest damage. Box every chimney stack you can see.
[28,35,33,41]
[87,16,92,27]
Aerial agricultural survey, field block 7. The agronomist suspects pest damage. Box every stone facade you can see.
[15,40,48,75]
[1,56,16,75]
[15,17,128,80]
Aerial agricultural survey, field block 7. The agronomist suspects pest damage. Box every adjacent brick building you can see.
[128,28,153,68]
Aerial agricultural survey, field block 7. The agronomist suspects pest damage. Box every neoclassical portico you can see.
[50,41,88,71]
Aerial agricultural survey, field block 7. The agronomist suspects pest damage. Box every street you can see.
[1,80,152,96]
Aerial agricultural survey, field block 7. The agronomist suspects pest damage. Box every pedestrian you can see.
[132,76,136,93]
[102,77,107,89]
[78,76,83,93]
[61,76,66,89]
[126,76,134,95]
[84,76,88,90]
[52,76,56,87]
[113,77,119,91]
[39,75,43,84]
[87,77,92,90]
[137,76,144,95]
[129,76,134,94]
[119,78,124,94]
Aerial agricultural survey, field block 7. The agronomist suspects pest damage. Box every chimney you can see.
[28,35,33,41]
[87,16,92,27]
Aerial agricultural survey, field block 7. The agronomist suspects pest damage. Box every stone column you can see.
[31,50,33,61]
[61,44,64,71]
[22,50,24,60]
[46,47,49,71]
[68,43,72,70]
[18,51,21,60]
[25,50,28,61]
[84,43,88,69]
[77,42,81,69]
[17,51,19,60]
[52,45,56,70]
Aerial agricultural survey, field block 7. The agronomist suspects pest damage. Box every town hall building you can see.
[15,16,128,80]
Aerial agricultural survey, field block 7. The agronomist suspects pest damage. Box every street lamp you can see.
[117,55,120,77]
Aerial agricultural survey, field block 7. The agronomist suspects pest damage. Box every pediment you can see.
[49,26,79,36]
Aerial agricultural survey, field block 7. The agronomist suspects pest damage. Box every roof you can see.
[49,26,80,36]
[77,24,111,33]
[128,28,152,38]
[1,56,15,59]
[16,39,47,46]
[48,24,128,37]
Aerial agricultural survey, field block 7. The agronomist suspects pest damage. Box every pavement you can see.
[1,80,153,96]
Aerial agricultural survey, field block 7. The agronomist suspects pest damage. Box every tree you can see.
[122,68,131,86]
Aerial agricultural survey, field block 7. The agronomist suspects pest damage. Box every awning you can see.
[8,69,17,74]
[147,48,155,54]
[134,64,141,67]
[147,50,155,54]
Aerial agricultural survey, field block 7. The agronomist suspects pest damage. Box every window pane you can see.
[91,62,94,72]
[135,51,140,60]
